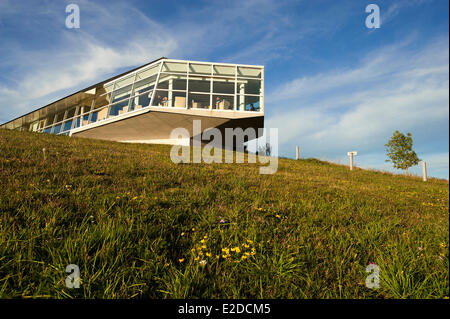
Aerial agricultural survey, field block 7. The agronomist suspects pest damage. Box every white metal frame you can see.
[34,58,264,135]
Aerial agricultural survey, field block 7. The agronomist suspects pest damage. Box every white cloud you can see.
[0,1,177,122]
[265,37,449,177]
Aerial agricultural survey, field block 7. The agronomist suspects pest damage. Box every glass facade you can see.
[1,59,264,135]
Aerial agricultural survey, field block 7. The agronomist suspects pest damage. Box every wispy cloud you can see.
[266,36,449,177]
[0,0,177,122]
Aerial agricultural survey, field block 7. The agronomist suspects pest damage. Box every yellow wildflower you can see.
[178,258,185,263]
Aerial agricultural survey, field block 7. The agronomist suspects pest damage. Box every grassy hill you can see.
[0,129,448,299]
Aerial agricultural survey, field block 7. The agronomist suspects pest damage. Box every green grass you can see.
[0,129,448,299]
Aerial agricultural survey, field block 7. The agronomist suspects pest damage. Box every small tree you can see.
[385,130,420,176]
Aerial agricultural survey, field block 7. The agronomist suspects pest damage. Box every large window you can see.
[34,60,263,135]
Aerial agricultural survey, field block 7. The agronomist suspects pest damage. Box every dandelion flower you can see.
[178,258,185,263]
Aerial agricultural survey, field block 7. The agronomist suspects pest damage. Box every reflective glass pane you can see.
[152,91,169,106]
[67,107,76,119]
[213,95,234,110]
[162,61,187,74]
[157,73,187,91]
[136,64,159,80]
[82,114,90,126]
[81,105,91,115]
[236,79,261,95]
[189,63,211,75]
[129,95,147,111]
[90,111,99,123]
[156,73,170,90]
[213,65,235,77]
[63,120,73,132]
[98,83,114,105]
[114,74,135,90]
[189,76,210,93]
[112,75,134,103]
[134,74,157,95]
[213,78,235,94]
[188,93,210,109]
[53,124,62,134]
[171,91,187,108]
[237,95,260,111]
[108,100,130,117]
[55,112,64,123]
[237,67,262,78]
[73,117,81,129]
[130,90,152,109]
[45,115,54,126]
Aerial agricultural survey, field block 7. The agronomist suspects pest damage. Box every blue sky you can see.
[0,0,448,178]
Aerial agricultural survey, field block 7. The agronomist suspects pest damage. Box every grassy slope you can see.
[0,129,448,299]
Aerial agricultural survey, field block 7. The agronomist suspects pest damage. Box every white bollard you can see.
[422,161,427,182]
[347,151,357,170]
[296,145,299,160]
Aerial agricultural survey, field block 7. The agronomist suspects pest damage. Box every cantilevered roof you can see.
[0,56,167,129]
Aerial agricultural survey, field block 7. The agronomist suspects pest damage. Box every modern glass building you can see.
[0,57,264,145]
